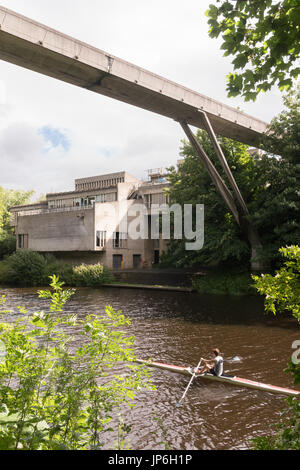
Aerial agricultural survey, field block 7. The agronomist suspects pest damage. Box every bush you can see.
[0,234,16,260]
[42,256,74,286]
[0,250,46,286]
[72,263,114,287]
[0,251,114,287]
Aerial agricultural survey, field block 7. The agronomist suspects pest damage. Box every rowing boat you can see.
[136,359,300,397]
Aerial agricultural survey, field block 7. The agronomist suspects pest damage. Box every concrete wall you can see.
[16,208,95,252]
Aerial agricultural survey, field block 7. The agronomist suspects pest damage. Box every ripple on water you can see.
[0,286,299,449]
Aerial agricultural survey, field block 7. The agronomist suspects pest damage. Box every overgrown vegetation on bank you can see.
[192,270,255,296]
[0,275,153,450]
[0,250,114,287]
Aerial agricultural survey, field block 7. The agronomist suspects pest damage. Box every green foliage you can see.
[0,250,47,286]
[252,246,300,450]
[252,397,300,450]
[0,187,34,234]
[72,263,114,287]
[0,187,33,260]
[0,233,16,261]
[163,125,299,268]
[0,251,114,287]
[193,270,255,296]
[42,255,74,286]
[207,0,300,100]
[0,276,153,450]
[262,84,300,164]
[163,132,251,267]
[252,246,300,320]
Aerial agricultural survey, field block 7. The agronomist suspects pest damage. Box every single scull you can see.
[136,359,300,397]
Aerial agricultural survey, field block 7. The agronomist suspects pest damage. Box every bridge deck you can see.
[0,6,267,146]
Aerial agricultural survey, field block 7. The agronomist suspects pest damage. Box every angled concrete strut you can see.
[180,117,263,269]
[180,121,241,225]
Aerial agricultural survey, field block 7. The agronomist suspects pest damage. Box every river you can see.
[1,285,299,450]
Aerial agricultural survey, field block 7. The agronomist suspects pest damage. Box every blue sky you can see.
[39,126,71,152]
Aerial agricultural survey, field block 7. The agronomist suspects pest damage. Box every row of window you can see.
[144,193,169,207]
[48,193,118,209]
[48,192,168,210]
[112,252,159,269]
[96,231,128,249]
[76,177,125,191]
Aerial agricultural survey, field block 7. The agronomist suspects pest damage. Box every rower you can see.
[199,348,224,376]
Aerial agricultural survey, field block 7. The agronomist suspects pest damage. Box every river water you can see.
[1,286,299,450]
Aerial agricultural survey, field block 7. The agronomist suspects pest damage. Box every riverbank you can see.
[0,249,257,295]
[102,282,195,292]
[112,268,256,296]
[0,250,114,287]
[192,270,256,296]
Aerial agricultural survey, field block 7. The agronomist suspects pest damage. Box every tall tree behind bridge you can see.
[163,86,300,268]
[207,0,300,101]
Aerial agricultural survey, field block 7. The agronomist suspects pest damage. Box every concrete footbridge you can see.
[0,5,267,147]
[0,5,270,269]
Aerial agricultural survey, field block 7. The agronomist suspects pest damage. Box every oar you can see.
[176,357,202,407]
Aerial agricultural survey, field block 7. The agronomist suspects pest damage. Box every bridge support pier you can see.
[180,116,266,272]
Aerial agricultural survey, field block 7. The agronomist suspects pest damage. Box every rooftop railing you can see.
[16,205,94,217]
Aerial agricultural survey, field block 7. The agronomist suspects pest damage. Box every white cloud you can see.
[0,0,285,198]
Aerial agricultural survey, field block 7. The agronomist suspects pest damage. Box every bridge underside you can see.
[0,6,267,147]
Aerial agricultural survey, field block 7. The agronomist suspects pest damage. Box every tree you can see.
[163,130,299,268]
[262,83,300,164]
[207,0,300,101]
[0,187,34,234]
[0,187,34,260]
[162,83,300,269]
[164,133,252,267]
[252,246,300,321]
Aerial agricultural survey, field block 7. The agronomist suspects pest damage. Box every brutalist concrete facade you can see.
[10,171,169,269]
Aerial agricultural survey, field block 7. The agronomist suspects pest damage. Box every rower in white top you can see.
[199,348,224,376]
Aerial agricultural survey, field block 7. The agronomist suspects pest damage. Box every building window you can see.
[49,200,55,209]
[96,194,107,203]
[144,193,166,207]
[18,234,28,249]
[96,231,106,248]
[113,232,127,249]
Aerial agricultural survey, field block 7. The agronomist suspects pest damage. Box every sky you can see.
[0,0,285,198]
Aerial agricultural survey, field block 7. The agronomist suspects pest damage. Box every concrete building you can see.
[10,170,169,269]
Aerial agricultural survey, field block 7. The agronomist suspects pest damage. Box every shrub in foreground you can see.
[0,275,153,450]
